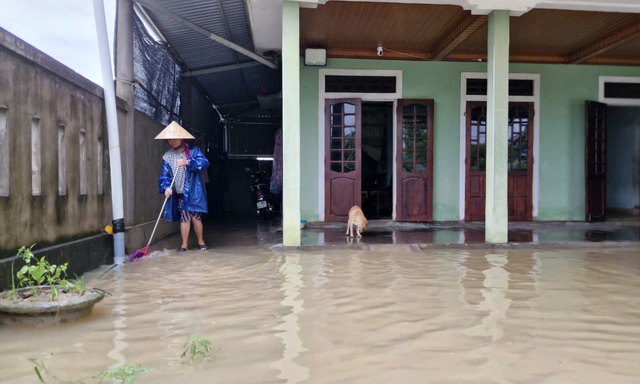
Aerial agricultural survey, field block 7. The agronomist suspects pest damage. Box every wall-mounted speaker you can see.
[304,48,327,66]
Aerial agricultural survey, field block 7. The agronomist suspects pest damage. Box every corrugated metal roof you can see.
[136,0,281,113]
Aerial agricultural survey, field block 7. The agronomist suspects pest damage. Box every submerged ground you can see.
[1,226,639,383]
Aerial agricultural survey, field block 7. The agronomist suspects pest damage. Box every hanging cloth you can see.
[270,128,283,194]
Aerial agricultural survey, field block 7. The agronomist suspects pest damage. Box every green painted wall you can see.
[300,62,320,222]
[522,63,640,219]
[299,58,640,222]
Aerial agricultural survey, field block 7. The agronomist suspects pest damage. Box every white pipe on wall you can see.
[93,0,126,263]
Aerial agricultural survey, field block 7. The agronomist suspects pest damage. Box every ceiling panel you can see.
[137,0,640,113]
[299,2,640,65]
[604,38,640,60]
[301,3,464,54]
[512,9,640,56]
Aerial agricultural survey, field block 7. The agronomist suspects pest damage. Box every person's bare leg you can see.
[180,221,190,249]
[192,218,205,246]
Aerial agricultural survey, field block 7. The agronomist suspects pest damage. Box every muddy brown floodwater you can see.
[1,245,640,383]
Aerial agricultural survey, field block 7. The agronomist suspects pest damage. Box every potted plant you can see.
[0,245,108,326]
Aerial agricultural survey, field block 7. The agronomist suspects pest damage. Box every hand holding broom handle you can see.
[149,168,180,245]
[129,167,181,261]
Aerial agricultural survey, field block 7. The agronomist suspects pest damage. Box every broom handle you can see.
[147,167,180,246]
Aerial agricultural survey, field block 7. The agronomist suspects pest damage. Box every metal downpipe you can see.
[93,0,126,264]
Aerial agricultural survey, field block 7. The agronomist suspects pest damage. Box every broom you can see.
[129,169,179,262]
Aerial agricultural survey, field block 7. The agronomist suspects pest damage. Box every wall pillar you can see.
[115,0,135,226]
[485,10,510,243]
[282,1,301,246]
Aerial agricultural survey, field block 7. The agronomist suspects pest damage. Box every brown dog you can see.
[346,205,368,238]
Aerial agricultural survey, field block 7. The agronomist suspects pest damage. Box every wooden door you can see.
[507,103,534,221]
[585,100,607,222]
[465,102,534,221]
[465,101,487,221]
[325,98,362,222]
[395,99,434,222]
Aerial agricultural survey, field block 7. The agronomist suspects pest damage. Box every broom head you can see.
[129,244,150,262]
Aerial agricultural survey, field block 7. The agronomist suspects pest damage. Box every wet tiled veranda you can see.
[147,215,640,253]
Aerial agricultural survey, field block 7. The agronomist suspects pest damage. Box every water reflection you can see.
[270,254,309,383]
[107,266,128,366]
[0,246,639,383]
[462,253,516,382]
[464,253,511,340]
[301,224,640,247]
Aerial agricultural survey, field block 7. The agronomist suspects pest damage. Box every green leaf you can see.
[34,366,44,383]
[17,265,28,279]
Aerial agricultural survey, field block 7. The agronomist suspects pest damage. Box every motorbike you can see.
[246,168,274,219]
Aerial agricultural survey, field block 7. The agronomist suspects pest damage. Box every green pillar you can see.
[485,10,510,243]
[282,1,301,246]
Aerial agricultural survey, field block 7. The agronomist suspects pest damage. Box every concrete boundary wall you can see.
[0,234,113,291]
[0,26,128,264]
[0,27,184,288]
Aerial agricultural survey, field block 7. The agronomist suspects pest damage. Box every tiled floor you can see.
[149,214,640,251]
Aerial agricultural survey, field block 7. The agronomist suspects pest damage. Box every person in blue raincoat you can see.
[155,121,210,252]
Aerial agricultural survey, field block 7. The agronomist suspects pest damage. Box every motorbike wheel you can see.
[260,206,273,220]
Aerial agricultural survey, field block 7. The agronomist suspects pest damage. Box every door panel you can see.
[585,100,607,222]
[396,99,434,222]
[466,101,487,221]
[325,98,361,222]
[465,102,534,221]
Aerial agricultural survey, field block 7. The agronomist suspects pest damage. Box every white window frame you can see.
[459,72,541,221]
[318,69,402,221]
[599,76,640,106]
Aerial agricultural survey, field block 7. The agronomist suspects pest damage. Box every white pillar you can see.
[115,0,135,226]
[282,1,301,246]
[485,10,510,244]
[93,0,126,262]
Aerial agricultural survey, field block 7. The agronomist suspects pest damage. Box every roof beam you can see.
[446,52,568,64]
[327,48,431,61]
[216,100,258,109]
[567,21,640,64]
[182,62,263,77]
[134,0,278,69]
[431,14,488,61]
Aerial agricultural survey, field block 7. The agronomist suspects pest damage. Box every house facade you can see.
[297,60,640,222]
[270,0,640,245]
[106,0,640,247]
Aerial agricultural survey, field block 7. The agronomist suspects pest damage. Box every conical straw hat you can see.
[154,121,195,140]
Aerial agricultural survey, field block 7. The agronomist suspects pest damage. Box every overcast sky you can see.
[0,0,117,85]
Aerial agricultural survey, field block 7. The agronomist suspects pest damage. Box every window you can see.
[31,117,41,196]
[466,78,534,96]
[328,102,357,173]
[97,137,103,195]
[599,77,640,106]
[80,129,87,195]
[325,75,397,93]
[0,106,8,196]
[224,120,278,158]
[58,125,66,195]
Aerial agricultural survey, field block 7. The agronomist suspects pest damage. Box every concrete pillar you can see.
[485,10,509,243]
[281,1,301,246]
[115,0,135,226]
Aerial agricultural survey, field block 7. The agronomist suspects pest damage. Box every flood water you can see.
[1,245,640,383]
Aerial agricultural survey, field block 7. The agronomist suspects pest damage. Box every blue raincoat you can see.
[158,145,209,222]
